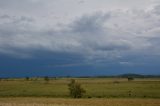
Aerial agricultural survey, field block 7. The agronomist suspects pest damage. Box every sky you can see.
[0,0,160,77]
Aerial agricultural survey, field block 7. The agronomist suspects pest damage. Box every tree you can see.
[44,76,49,82]
[128,77,134,81]
[25,77,29,81]
[68,79,86,98]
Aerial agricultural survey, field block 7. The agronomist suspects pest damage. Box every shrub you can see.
[128,77,134,81]
[113,81,120,84]
[128,90,132,97]
[25,77,29,81]
[68,79,86,98]
[44,76,49,82]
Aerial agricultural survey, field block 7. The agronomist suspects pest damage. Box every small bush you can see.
[113,81,120,84]
[88,96,92,98]
[128,77,134,81]
[44,76,49,82]
[128,90,132,97]
[68,79,86,98]
[25,77,29,81]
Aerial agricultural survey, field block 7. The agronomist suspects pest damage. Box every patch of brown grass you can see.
[0,98,160,106]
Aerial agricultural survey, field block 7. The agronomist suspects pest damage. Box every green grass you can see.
[0,78,160,98]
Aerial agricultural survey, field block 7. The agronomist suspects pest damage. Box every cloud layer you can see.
[0,0,160,76]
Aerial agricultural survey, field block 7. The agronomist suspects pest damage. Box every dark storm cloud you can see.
[0,0,160,77]
[0,0,160,68]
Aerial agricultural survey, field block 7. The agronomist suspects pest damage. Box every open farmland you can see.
[0,78,159,98]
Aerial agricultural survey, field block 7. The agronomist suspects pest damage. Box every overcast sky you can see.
[0,0,160,77]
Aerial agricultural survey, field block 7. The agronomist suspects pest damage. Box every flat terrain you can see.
[0,98,160,106]
[0,78,160,98]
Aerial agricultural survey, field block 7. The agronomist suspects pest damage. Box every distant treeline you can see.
[94,74,160,78]
[0,73,160,79]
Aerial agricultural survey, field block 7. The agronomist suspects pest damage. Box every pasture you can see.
[0,78,159,98]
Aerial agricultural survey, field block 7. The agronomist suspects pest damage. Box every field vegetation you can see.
[0,78,159,98]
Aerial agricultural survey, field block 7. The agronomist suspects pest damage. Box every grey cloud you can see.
[0,15,35,39]
[78,0,85,4]
[0,0,44,9]
[48,63,84,68]
[16,16,34,23]
[0,4,160,63]
[71,13,110,33]
[0,14,34,25]
[94,43,131,51]
[153,5,160,15]
[0,14,10,19]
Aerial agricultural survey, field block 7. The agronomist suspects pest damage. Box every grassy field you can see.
[0,98,160,106]
[0,78,160,98]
